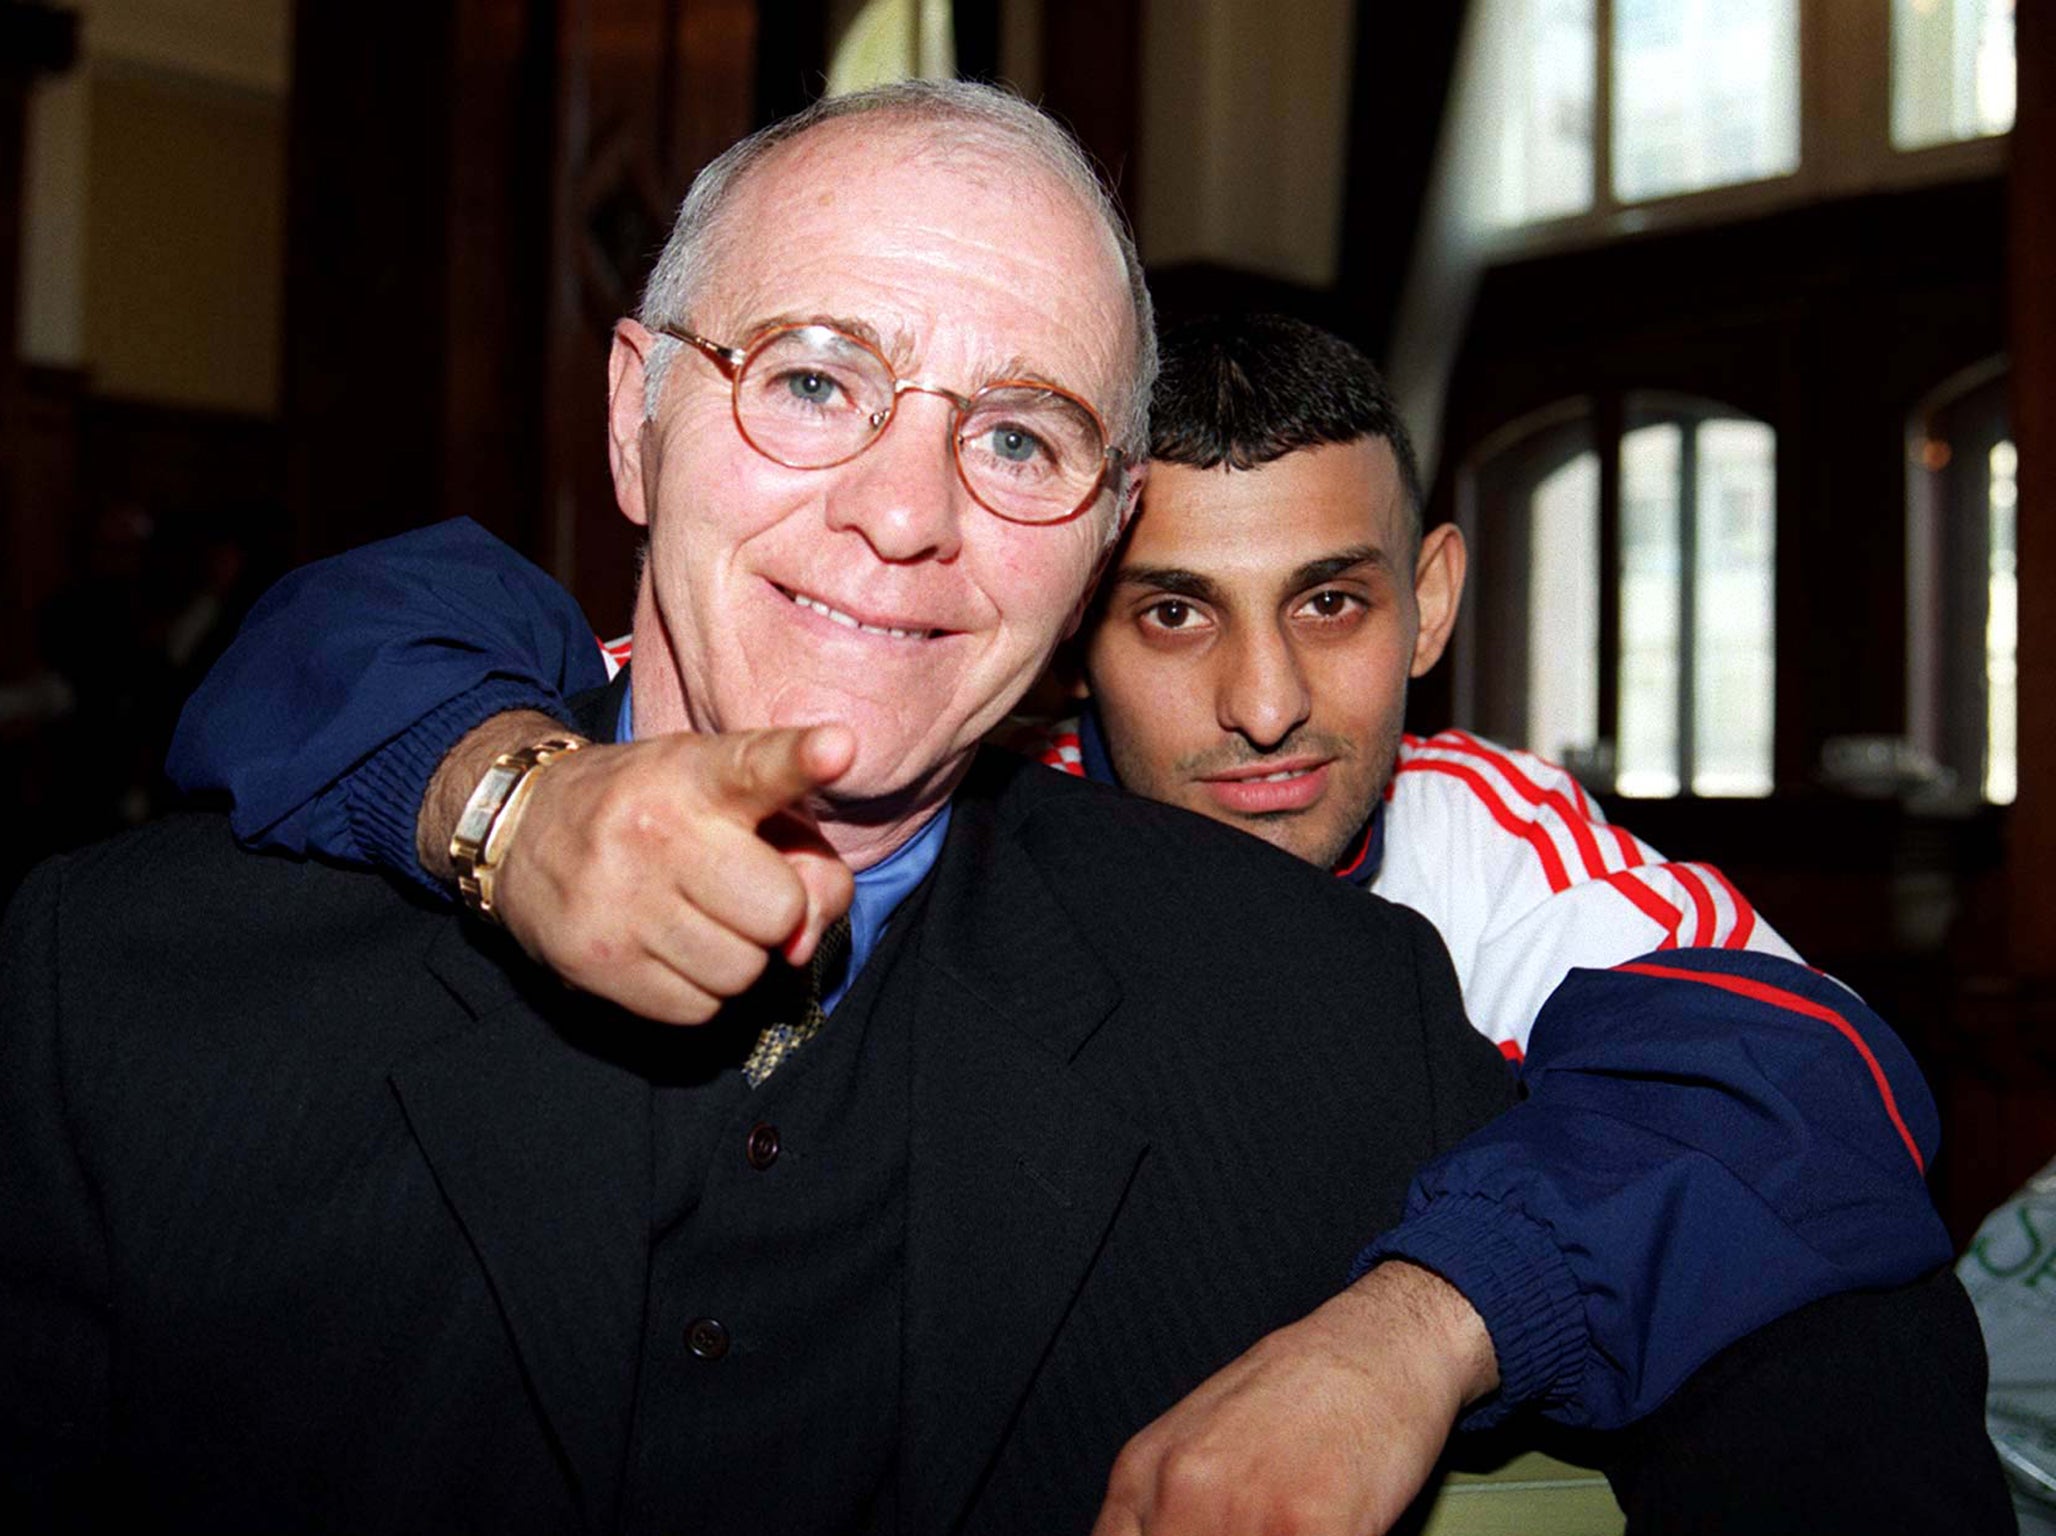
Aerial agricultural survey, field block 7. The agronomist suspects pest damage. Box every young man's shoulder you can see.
[1391,732,1614,835]
[1383,731,1654,895]
[970,743,1453,981]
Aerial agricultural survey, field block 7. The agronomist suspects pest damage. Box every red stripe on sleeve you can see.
[1614,961,1926,1174]
[1392,760,1573,892]
[1606,821,1645,868]
[1700,862,1759,948]
[1440,732,1613,880]
[1669,862,1719,948]
[1598,869,1685,946]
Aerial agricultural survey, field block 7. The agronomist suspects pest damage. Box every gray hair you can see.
[635,78,1156,468]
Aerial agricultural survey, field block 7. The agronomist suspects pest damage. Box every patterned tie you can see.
[741,915,853,1088]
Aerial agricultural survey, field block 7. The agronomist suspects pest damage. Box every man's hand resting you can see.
[1091,1261,1500,1536]
[421,710,857,1023]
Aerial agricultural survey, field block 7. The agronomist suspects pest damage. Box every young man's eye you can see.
[1143,599,1197,630]
[1300,590,1364,621]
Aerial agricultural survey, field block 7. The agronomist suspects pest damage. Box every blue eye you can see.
[785,371,840,405]
[986,426,1042,464]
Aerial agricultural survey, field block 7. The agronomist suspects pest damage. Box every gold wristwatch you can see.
[448,734,589,922]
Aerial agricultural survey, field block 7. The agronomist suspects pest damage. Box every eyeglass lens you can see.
[734,327,1107,523]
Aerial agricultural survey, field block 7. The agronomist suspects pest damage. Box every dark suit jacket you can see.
[0,742,1520,1534]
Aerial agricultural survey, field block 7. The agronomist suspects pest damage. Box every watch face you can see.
[453,763,526,851]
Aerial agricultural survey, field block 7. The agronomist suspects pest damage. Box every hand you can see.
[1090,1261,1499,1536]
[426,714,857,1023]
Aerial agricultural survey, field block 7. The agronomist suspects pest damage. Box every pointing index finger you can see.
[713,724,857,817]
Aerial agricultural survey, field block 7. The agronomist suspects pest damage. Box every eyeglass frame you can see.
[658,321,1127,526]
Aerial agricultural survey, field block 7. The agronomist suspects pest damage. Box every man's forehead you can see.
[1119,439,1408,581]
[695,120,1130,388]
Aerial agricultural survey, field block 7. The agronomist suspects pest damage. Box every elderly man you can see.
[41,92,2005,1535]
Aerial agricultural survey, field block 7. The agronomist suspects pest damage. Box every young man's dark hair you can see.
[1147,312,1427,547]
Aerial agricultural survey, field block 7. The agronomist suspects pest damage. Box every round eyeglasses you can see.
[661,322,1123,525]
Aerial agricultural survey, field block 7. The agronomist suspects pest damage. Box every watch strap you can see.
[449,734,589,921]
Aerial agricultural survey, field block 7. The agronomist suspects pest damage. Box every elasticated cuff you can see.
[1352,1192,1588,1431]
[343,677,577,897]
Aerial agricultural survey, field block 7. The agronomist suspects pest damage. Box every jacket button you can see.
[685,1317,730,1360]
[745,1122,781,1170]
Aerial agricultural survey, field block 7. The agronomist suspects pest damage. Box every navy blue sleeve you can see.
[1357,947,1954,1431]
[164,519,608,894]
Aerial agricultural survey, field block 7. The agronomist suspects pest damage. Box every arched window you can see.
[1462,394,1777,797]
[1908,363,2014,803]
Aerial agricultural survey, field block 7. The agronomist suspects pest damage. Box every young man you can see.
[159,313,1990,1526]
[1070,314,1787,1054]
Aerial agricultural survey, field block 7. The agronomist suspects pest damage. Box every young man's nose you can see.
[1217,626,1313,751]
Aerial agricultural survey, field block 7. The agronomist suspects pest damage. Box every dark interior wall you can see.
[0,4,79,683]
[285,1,528,560]
[1337,0,1468,359]
[2010,0,2056,985]
[284,0,757,636]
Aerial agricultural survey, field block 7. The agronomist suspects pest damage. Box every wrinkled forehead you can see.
[698,118,1138,398]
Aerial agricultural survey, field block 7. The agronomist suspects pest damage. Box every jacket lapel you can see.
[395,922,651,1534]
[898,762,1149,1534]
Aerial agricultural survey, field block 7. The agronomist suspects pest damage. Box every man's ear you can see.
[608,320,658,528]
[1409,522,1468,679]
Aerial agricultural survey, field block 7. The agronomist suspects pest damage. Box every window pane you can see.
[1692,420,1776,795]
[1485,0,1597,224]
[1612,0,1799,203]
[1988,438,2018,802]
[1527,451,1601,763]
[1618,423,1682,796]
[1892,0,2016,149]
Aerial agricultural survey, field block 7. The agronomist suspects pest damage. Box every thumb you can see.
[711,723,857,818]
[779,846,858,967]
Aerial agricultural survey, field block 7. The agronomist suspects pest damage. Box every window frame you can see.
[1459,390,1779,799]
[1906,358,2014,806]
[1474,0,2011,261]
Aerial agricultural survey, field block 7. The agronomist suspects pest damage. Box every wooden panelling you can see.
[2010,0,2056,981]
[0,3,79,679]
[284,0,756,632]
[1041,0,1142,223]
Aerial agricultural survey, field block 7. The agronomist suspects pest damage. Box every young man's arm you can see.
[168,526,1965,1440]
[1363,948,1956,1429]
[164,518,605,892]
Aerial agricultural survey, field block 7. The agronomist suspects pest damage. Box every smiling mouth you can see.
[1194,757,1335,816]
[1200,758,1332,784]
[777,584,944,641]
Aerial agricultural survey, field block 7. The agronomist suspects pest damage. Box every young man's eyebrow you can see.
[1287,547,1388,590]
[1112,566,1225,604]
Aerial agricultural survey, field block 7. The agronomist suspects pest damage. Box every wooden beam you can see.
[0,3,79,679]
[2009,0,2056,976]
